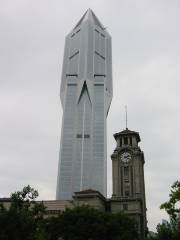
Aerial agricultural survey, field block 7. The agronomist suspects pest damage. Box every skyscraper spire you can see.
[73,9,105,31]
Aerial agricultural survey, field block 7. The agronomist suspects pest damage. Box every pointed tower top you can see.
[73,9,105,31]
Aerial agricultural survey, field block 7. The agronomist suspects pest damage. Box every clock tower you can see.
[111,128,147,239]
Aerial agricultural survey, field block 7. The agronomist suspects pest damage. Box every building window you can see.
[67,83,77,86]
[46,210,62,215]
[71,33,75,38]
[123,204,128,210]
[94,74,106,77]
[124,185,130,196]
[125,190,130,196]
[76,134,82,138]
[130,137,132,145]
[76,29,81,34]
[124,137,128,145]
[84,134,90,138]
[124,167,129,177]
[66,74,78,77]
[69,50,79,60]
[77,134,90,138]
[120,138,122,147]
[94,51,105,60]
[94,83,104,86]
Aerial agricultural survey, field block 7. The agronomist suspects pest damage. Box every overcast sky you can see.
[0,0,180,231]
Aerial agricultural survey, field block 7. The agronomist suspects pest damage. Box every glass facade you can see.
[56,10,112,200]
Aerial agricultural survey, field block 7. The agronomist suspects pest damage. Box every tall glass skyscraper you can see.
[56,9,112,200]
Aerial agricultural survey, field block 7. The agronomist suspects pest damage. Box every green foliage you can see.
[0,186,139,240]
[45,205,139,240]
[106,211,139,240]
[0,185,46,240]
[160,181,180,220]
[156,223,173,240]
[58,206,106,240]
[153,180,180,240]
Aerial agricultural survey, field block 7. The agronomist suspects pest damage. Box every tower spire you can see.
[125,105,128,130]
[73,9,105,31]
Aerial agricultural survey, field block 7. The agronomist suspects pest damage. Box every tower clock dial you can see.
[120,152,132,163]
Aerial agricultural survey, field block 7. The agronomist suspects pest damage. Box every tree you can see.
[45,205,139,240]
[0,186,139,240]
[160,180,180,220]
[106,212,139,240]
[156,222,173,240]
[0,185,46,240]
[153,180,180,240]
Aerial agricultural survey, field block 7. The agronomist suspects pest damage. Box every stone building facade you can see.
[111,128,147,239]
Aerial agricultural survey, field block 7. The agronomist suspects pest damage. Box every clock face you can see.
[120,152,132,163]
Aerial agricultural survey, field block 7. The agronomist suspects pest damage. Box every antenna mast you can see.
[125,105,128,129]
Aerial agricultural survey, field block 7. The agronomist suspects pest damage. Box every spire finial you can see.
[125,105,128,130]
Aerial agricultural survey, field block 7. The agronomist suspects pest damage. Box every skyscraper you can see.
[56,9,112,200]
